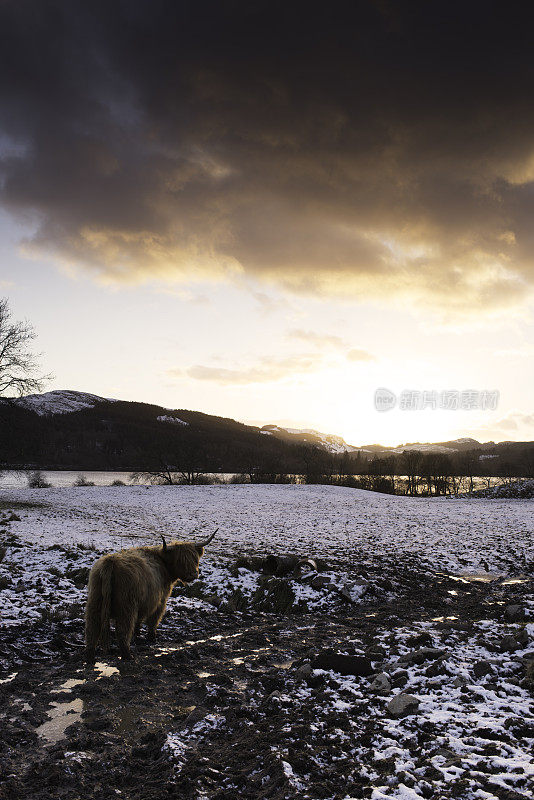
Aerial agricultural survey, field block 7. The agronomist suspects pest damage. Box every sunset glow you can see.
[0,2,533,446]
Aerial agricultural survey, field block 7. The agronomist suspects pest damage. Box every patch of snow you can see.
[156,415,189,425]
[1,389,116,416]
[371,786,423,799]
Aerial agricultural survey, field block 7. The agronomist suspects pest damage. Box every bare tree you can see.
[459,451,477,494]
[384,454,398,493]
[401,450,422,496]
[131,436,207,485]
[0,298,51,396]
[130,464,178,485]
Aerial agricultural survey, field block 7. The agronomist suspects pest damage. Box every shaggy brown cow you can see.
[85,530,217,661]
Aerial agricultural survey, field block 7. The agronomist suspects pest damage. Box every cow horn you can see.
[195,528,218,549]
[160,534,167,551]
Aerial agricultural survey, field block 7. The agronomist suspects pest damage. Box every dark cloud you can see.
[1,1,534,312]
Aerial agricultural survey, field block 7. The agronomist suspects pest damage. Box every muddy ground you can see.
[1,568,533,800]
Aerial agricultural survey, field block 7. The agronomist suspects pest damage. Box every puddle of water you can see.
[448,573,502,583]
[94,661,119,678]
[156,632,245,658]
[445,571,529,585]
[156,645,182,656]
[36,699,83,745]
[0,672,17,685]
[99,701,196,735]
[53,678,85,693]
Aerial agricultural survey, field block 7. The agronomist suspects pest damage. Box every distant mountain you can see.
[2,389,116,416]
[1,393,487,456]
[260,424,486,456]
[0,390,317,472]
[386,437,484,455]
[0,390,531,474]
[260,424,361,454]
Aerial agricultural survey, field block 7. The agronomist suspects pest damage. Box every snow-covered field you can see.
[2,482,534,566]
[1,483,533,626]
[1,484,533,800]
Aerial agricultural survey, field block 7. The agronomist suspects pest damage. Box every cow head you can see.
[159,528,218,583]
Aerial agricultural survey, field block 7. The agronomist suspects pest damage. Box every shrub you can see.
[177,473,226,485]
[229,473,250,484]
[77,541,98,551]
[73,475,95,487]
[26,470,51,488]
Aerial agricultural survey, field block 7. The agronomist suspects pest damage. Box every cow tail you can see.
[98,559,113,650]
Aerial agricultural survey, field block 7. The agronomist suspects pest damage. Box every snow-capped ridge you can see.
[260,424,360,454]
[2,389,116,416]
[262,425,486,455]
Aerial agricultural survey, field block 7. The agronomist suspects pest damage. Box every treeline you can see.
[138,443,534,497]
[337,448,534,495]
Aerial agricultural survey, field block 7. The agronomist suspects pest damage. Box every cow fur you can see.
[85,540,203,661]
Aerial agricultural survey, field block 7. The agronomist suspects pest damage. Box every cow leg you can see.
[85,595,102,663]
[146,601,167,643]
[84,614,99,664]
[115,609,136,660]
[133,615,147,650]
[84,644,96,665]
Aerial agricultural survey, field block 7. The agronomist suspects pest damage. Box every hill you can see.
[0,390,304,473]
[0,391,532,480]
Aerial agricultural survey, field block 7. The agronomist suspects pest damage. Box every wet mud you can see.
[1,570,533,799]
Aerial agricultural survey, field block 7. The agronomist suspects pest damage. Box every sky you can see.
[0,0,533,446]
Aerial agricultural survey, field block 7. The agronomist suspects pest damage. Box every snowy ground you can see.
[1,483,533,626]
[0,484,533,799]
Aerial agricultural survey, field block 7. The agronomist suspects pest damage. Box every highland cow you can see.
[85,530,217,661]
